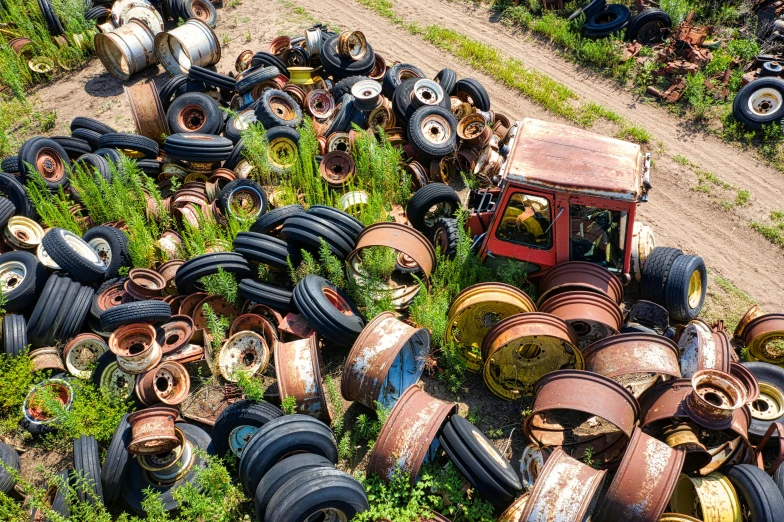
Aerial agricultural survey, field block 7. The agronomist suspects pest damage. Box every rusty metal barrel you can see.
[95,20,158,81]
[155,18,221,76]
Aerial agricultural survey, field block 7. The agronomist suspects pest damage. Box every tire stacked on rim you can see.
[640,247,706,322]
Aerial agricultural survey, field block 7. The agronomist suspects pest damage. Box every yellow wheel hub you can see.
[688,269,703,309]
[668,472,741,522]
[267,138,298,170]
[749,382,784,421]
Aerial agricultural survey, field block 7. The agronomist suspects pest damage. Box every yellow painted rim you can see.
[669,472,741,522]
[749,382,784,421]
[267,137,298,169]
[688,269,703,309]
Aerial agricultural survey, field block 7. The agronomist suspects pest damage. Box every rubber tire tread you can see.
[1,156,18,173]
[726,464,784,521]
[406,183,461,232]
[98,133,159,159]
[99,300,172,331]
[306,205,364,243]
[0,442,19,494]
[455,78,490,111]
[42,228,106,283]
[333,75,371,100]
[100,413,130,504]
[237,279,295,312]
[639,247,684,305]
[219,179,268,219]
[166,92,223,135]
[83,226,131,279]
[0,250,45,311]
[18,137,71,190]
[626,8,671,44]
[71,117,116,135]
[255,89,303,129]
[3,314,27,356]
[27,273,93,347]
[174,252,252,295]
[435,68,457,96]
[71,128,102,149]
[733,78,784,130]
[52,136,93,159]
[280,214,354,260]
[211,400,283,457]
[293,274,364,346]
[0,172,35,218]
[408,105,458,160]
[73,435,104,505]
[664,254,706,322]
[382,62,425,98]
[233,232,292,272]
[254,453,334,521]
[250,204,304,235]
[319,35,375,80]
[427,217,459,258]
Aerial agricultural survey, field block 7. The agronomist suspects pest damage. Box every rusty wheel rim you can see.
[217,331,269,382]
[269,95,297,121]
[64,335,108,378]
[190,0,211,22]
[413,79,443,106]
[227,187,264,219]
[24,380,73,423]
[669,472,741,521]
[420,114,451,145]
[323,287,354,316]
[306,89,335,119]
[96,282,128,313]
[99,361,135,399]
[35,147,65,182]
[178,104,207,131]
[519,444,546,490]
[268,137,298,169]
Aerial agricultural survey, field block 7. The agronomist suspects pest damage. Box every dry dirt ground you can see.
[19,0,784,485]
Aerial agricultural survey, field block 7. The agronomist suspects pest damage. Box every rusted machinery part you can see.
[157,259,184,296]
[370,52,387,80]
[445,282,535,373]
[594,427,685,522]
[275,335,330,422]
[734,304,764,341]
[319,150,356,188]
[136,360,191,406]
[268,35,291,55]
[218,330,270,383]
[538,290,623,349]
[158,230,182,259]
[496,492,529,522]
[518,447,606,522]
[536,261,624,307]
[229,313,278,348]
[678,319,731,378]
[305,89,336,120]
[519,443,552,491]
[124,82,169,144]
[137,425,186,476]
[157,315,194,355]
[668,472,741,522]
[125,268,167,300]
[683,369,748,430]
[457,113,492,148]
[583,332,681,398]
[29,347,66,373]
[348,222,436,281]
[336,30,367,61]
[63,333,108,378]
[162,343,204,365]
[108,323,162,375]
[481,313,581,401]
[127,406,180,455]
[178,291,208,318]
[342,311,430,410]
[525,370,640,464]
[742,313,784,365]
[367,385,456,485]
[368,98,395,130]
[729,362,760,403]
[661,422,712,474]
[192,294,243,331]
[346,256,421,311]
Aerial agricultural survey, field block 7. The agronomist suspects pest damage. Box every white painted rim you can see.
[748,87,783,116]
[61,229,103,267]
[87,237,112,268]
[0,260,27,291]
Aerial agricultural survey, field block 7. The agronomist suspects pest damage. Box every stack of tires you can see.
[640,247,707,322]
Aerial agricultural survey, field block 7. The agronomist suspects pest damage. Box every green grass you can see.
[751,210,784,249]
[701,273,756,334]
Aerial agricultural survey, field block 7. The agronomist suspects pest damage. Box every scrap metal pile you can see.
[0,10,783,521]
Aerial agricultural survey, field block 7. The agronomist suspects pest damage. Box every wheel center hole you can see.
[166,334,180,345]
[242,352,255,366]
[753,399,769,413]
[155,376,170,392]
[517,343,541,359]
[129,343,145,355]
[702,391,724,407]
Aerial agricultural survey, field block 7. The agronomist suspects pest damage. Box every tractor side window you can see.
[570,204,627,271]
[495,193,552,249]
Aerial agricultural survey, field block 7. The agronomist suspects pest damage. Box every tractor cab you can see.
[470,118,651,285]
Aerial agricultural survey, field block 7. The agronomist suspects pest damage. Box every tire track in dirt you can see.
[291,0,784,308]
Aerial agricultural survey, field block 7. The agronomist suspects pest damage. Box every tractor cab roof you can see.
[499,118,649,203]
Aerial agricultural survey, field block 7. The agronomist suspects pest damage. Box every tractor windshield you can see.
[569,204,627,272]
[495,193,552,249]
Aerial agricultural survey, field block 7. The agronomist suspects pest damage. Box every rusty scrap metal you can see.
[127,406,180,455]
[63,333,108,379]
[217,330,270,382]
[583,332,681,398]
[678,319,732,378]
[668,472,741,522]
[136,360,191,406]
[684,370,748,430]
[742,313,784,364]
[729,362,760,403]
[108,323,163,375]
[497,492,529,521]
[482,313,581,400]
[536,261,624,307]
[519,443,552,491]
[735,305,765,341]
[124,81,169,144]
[277,312,313,338]
[157,315,194,355]
[525,370,639,465]
[125,268,167,300]
[342,311,430,410]
[275,335,330,422]
[518,447,606,522]
[336,30,367,61]
[445,282,535,373]
[538,290,623,349]
[29,347,65,373]
[367,385,456,484]
[319,150,355,188]
[156,259,184,296]
[647,79,687,103]
[594,428,685,522]
[229,313,277,348]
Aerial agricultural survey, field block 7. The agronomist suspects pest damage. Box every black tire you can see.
[626,8,672,44]
[27,273,93,347]
[71,116,116,135]
[568,0,606,21]
[188,65,236,92]
[0,250,46,312]
[251,52,289,78]
[319,35,376,80]
[137,158,162,176]
[325,94,362,136]
[663,254,706,322]
[166,92,224,135]
[393,77,419,125]
[776,463,784,499]
[406,183,461,232]
[53,136,94,159]
[100,413,131,504]
[255,453,334,521]
[455,78,490,112]
[212,400,284,457]
[121,423,213,516]
[82,226,131,279]
[639,246,684,305]
[382,62,425,98]
[265,467,368,522]
[224,138,245,171]
[584,4,631,38]
[238,279,295,313]
[174,252,252,295]
[85,6,110,21]
[224,109,256,143]
[31,469,71,519]
[3,314,27,357]
[0,196,14,228]
[408,105,458,161]
[236,66,280,94]
[18,137,71,190]
[280,213,355,261]
[255,89,303,129]
[162,133,235,163]
[251,204,305,235]
[73,435,104,506]
[219,179,268,220]
[0,172,34,218]
[440,415,521,505]
[71,128,102,150]
[75,153,112,182]
[98,133,159,159]
[306,205,365,243]
[741,362,784,443]
[159,75,189,112]
[733,78,784,130]
[99,300,172,331]
[333,75,371,100]
[427,217,459,258]
[93,147,123,165]
[293,274,364,346]
[726,464,784,521]
[91,276,128,320]
[0,442,20,494]
[435,68,457,96]
[37,0,64,36]
[182,0,217,26]
[42,227,107,283]
[233,232,294,273]
[238,414,338,496]
[1,156,19,173]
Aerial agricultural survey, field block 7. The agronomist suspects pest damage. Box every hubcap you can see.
[229,425,259,456]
